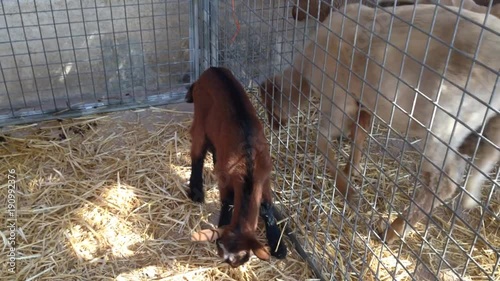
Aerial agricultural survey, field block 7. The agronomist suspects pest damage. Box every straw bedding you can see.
[0,105,312,280]
[0,87,498,281]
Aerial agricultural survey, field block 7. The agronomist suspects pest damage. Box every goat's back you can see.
[190,67,261,132]
[189,67,270,172]
[322,4,500,137]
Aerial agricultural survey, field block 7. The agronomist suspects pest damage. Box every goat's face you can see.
[259,79,289,130]
[191,228,271,268]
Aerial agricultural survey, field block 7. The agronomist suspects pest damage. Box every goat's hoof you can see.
[379,218,405,245]
[271,243,287,259]
[345,189,360,207]
[188,188,204,203]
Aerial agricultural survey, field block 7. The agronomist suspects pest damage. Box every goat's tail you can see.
[185,83,195,103]
[243,137,254,189]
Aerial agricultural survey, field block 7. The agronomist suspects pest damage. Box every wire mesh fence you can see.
[205,0,500,280]
[1,0,499,280]
[0,0,193,126]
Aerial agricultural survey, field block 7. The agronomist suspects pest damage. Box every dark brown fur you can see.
[187,67,287,267]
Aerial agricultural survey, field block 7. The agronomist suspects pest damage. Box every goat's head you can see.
[291,0,332,22]
[259,78,288,130]
[259,72,312,130]
[191,228,271,268]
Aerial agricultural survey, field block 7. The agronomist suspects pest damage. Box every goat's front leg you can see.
[218,188,234,227]
[259,201,287,259]
[317,94,360,203]
[188,135,209,203]
[344,110,371,178]
[317,122,358,202]
[259,178,287,259]
[207,141,217,165]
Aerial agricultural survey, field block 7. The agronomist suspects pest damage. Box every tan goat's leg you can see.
[384,158,463,244]
[382,127,467,244]
[461,115,500,209]
[317,131,353,200]
[344,110,372,178]
[383,170,436,244]
[316,88,361,202]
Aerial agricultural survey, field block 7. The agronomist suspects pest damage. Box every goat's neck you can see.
[228,182,262,234]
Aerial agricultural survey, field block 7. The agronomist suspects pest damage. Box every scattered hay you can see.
[1,87,498,281]
[0,106,313,281]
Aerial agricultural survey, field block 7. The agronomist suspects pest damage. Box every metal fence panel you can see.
[204,0,500,280]
[0,0,193,126]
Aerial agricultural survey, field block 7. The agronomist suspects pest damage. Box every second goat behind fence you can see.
[186,66,287,268]
[260,3,500,244]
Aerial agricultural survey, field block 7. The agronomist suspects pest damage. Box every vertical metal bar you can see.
[189,0,200,80]
[202,0,210,69]
[94,0,111,105]
[164,0,173,90]
[108,0,124,104]
[123,0,136,101]
[136,0,147,96]
[150,0,159,94]
[48,0,72,107]
[79,0,98,102]
[209,0,219,67]
[0,60,15,116]
[63,0,84,104]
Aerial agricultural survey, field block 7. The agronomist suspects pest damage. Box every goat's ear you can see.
[191,228,223,242]
[259,79,274,99]
[247,237,271,261]
[253,245,271,261]
[185,83,195,103]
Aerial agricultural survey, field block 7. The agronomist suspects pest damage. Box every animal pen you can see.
[0,0,499,280]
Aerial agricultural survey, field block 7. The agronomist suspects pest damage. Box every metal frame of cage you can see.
[1,0,499,280]
[197,1,500,281]
[0,0,196,127]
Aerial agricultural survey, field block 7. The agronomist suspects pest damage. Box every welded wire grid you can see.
[208,0,500,280]
[0,0,192,125]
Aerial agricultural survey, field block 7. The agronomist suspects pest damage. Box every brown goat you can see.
[260,4,500,244]
[186,67,287,267]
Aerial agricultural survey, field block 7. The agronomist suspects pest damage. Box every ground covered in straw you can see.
[1,88,499,281]
[0,103,313,281]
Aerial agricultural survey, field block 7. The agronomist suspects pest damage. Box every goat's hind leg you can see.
[206,140,217,165]
[461,115,500,209]
[344,109,371,178]
[188,135,209,203]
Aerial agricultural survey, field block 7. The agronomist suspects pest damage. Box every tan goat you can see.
[290,0,500,21]
[260,3,500,243]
